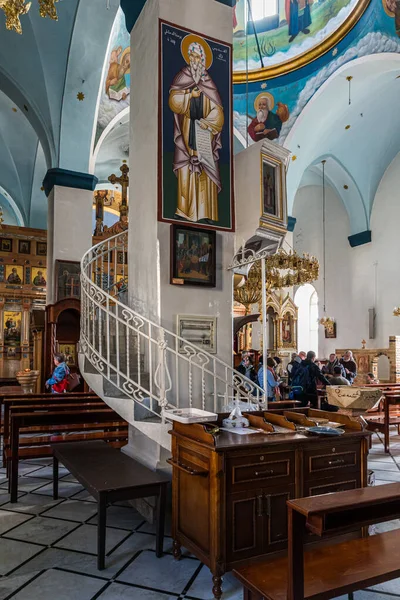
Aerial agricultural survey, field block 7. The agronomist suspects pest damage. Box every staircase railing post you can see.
[157,331,168,409]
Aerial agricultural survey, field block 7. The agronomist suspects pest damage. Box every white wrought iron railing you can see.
[80,231,265,419]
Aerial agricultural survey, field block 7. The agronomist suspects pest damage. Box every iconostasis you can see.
[0,225,47,382]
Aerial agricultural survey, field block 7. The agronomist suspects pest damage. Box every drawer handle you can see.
[255,469,274,476]
[328,459,345,466]
[166,458,208,477]
[257,494,264,517]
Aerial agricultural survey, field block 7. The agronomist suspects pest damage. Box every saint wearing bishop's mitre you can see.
[169,36,224,224]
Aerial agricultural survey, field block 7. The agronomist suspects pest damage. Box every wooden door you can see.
[262,486,294,549]
[226,489,264,563]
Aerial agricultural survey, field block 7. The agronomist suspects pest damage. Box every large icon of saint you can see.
[169,34,224,224]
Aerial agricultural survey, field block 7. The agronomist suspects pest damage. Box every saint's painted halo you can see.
[120,47,131,73]
[181,34,213,70]
[233,0,371,82]
[254,92,275,113]
[382,0,395,18]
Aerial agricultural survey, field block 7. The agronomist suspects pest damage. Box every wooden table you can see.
[170,408,370,599]
[52,440,169,569]
[234,483,400,600]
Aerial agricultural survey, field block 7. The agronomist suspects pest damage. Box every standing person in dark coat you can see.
[291,350,336,410]
[340,350,357,384]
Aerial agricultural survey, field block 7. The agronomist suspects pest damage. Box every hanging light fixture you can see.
[234,249,319,314]
[318,159,335,328]
[0,0,58,35]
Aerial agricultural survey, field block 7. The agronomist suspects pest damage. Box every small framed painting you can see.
[259,142,288,235]
[171,224,216,287]
[59,343,77,367]
[4,310,22,344]
[36,242,47,256]
[55,260,81,301]
[0,239,12,253]
[177,315,217,354]
[5,265,23,285]
[32,267,47,287]
[324,320,337,339]
[18,240,31,254]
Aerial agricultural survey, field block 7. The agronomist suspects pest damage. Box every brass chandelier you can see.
[234,265,262,313]
[0,0,58,34]
[234,249,319,311]
[265,248,319,290]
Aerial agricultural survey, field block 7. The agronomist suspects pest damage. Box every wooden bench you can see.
[52,440,169,570]
[234,483,400,600]
[364,391,400,452]
[8,407,127,502]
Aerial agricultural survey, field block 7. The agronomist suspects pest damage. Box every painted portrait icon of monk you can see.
[168,35,224,224]
[248,93,289,143]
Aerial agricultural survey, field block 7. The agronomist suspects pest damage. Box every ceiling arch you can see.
[93,111,129,184]
[300,156,368,234]
[284,52,400,235]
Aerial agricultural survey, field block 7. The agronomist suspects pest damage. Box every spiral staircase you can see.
[78,231,264,460]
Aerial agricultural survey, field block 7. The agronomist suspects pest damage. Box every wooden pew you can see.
[0,392,97,447]
[234,483,400,600]
[8,407,128,501]
[1,394,100,466]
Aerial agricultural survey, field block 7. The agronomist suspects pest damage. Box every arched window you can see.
[294,284,319,356]
[250,0,278,20]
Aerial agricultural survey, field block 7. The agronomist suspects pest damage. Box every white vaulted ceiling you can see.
[285,53,400,235]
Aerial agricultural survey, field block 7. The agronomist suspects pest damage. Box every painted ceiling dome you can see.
[233,0,370,80]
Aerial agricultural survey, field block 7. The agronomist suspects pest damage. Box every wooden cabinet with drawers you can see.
[169,409,370,600]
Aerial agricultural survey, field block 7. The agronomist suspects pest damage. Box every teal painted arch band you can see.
[43,168,98,198]
[348,230,371,247]
[287,216,297,232]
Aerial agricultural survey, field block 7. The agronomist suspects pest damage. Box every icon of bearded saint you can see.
[168,37,224,224]
[247,93,289,143]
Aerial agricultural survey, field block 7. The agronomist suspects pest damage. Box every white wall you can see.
[47,185,93,304]
[235,140,264,247]
[293,151,400,358]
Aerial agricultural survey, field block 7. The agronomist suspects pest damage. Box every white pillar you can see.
[125,0,234,474]
[43,170,97,304]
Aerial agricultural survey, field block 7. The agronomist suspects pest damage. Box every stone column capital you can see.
[42,168,98,198]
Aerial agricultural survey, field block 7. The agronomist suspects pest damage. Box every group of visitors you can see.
[236,348,377,411]
[237,353,284,402]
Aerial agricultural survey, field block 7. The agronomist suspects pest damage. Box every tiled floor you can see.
[1,434,400,599]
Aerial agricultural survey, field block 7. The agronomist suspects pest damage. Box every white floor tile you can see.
[11,569,106,600]
[55,523,129,555]
[117,551,200,595]
[0,538,44,576]
[3,515,78,545]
